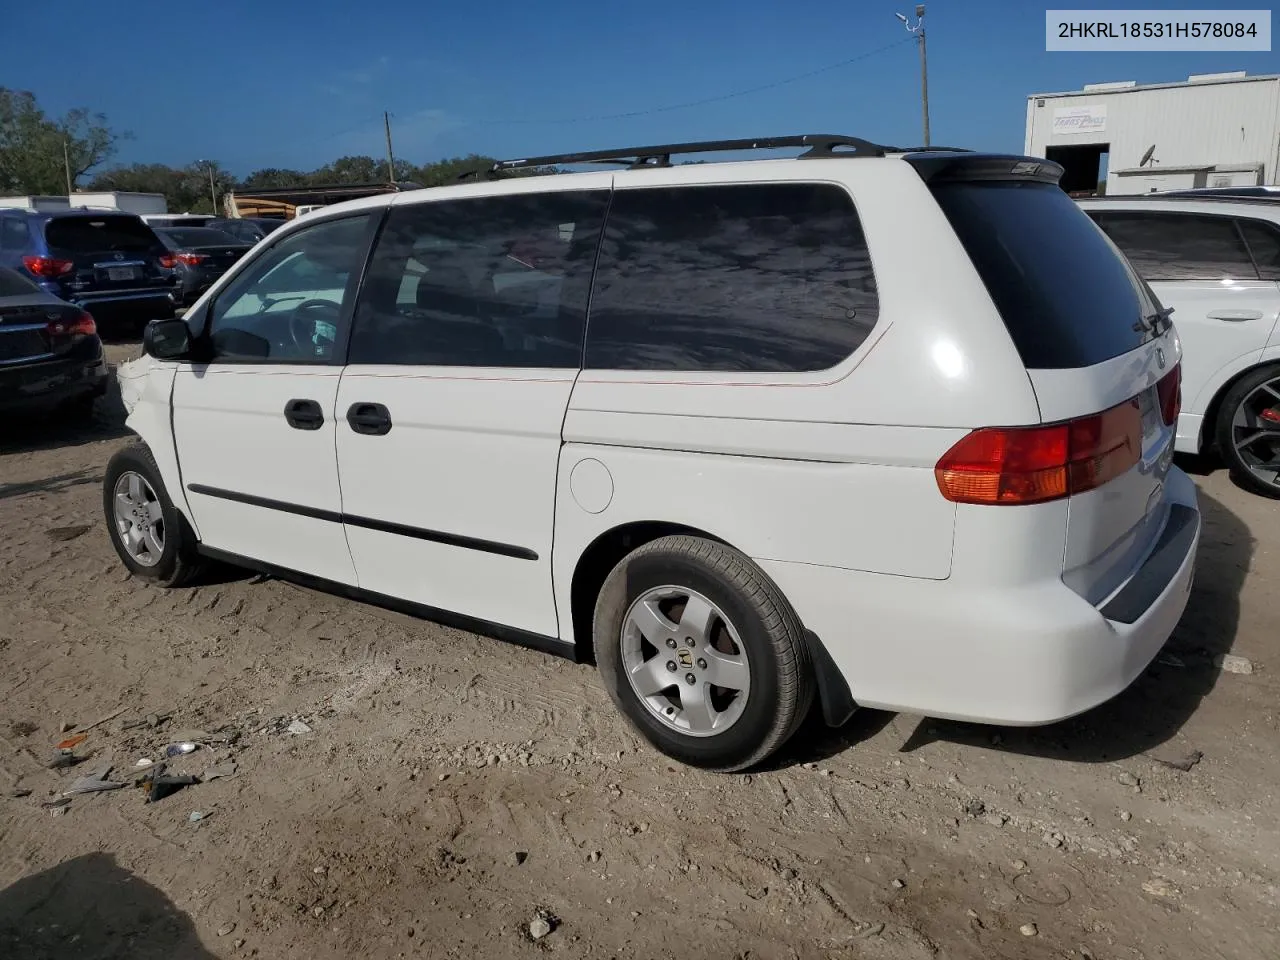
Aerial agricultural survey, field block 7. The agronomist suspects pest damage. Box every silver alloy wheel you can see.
[620,585,751,737]
[112,471,166,567]
[1231,378,1280,488]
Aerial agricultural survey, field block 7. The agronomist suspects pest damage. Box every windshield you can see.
[44,215,162,255]
[0,266,41,297]
[931,181,1163,369]
[160,227,243,247]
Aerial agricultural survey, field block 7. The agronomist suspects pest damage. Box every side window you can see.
[585,183,879,373]
[1238,219,1280,281]
[0,218,29,250]
[1090,212,1258,281]
[350,190,608,368]
[205,214,372,363]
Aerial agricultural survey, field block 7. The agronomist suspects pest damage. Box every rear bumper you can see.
[0,350,108,412]
[41,282,178,314]
[760,467,1201,726]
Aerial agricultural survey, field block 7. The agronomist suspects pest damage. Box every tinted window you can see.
[933,182,1160,369]
[585,183,878,372]
[350,191,608,367]
[205,214,371,363]
[44,215,161,254]
[0,266,39,296]
[1239,219,1280,281]
[161,227,242,247]
[1089,211,1257,281]
[1,218,28,250]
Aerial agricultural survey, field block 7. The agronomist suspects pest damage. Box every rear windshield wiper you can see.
[1134,306,1174,336]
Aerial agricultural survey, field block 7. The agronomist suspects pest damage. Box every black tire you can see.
[103,443,206,587]
[1215,364,1280,499]
[593,535,814,772]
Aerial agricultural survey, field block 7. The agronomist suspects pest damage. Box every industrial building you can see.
[1025,71,1280,196]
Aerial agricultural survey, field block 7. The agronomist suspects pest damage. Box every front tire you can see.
[593,535,814,772]
[103,443,205,586]
[1215,364,1280,499]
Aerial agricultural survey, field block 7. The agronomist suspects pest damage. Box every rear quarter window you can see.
[931,182,1160,370]
[585,182,879,373]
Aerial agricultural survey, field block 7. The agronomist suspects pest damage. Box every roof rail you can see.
[457,135,972,181]
[1077,193,1280,206]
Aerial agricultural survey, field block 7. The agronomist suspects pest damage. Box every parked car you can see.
[105,134,1199,772]
[1078,195,1280,497]
[0,209,178,335]
[0,266,108,418]
[153,227,253,306]
[205,217,287,245]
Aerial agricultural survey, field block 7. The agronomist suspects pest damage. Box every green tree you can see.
[240,167,308,190]
[87,160,236,214]
[0,88,126,193]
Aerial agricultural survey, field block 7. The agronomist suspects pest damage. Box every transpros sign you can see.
[1052,104,1107,135]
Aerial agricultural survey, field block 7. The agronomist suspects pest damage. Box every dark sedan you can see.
[205,217,287,244]
[154,227,254,305]
[0,267,109,420]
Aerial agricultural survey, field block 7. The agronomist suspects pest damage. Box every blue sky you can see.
[2,0,1275,176]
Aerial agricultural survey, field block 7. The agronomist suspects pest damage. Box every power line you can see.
[297,36,915,149]
[466,36,915,125]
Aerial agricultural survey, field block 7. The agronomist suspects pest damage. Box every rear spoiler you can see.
[904,153,1065,186]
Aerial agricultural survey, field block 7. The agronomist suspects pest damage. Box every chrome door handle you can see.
[1207,309,1264,322]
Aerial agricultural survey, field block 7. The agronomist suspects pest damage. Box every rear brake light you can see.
[46,311,96,337]
[1157,363,1181,425]
[22,255,74,278]
[158,253,178,269]
[176,253,206,266]
[936,399,1142,505]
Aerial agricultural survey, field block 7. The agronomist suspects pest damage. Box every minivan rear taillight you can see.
[936,399,1142,505]
[22,255,74,278]
[1157,364,1181,426]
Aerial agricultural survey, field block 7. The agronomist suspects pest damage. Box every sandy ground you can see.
[1,342,1277,960]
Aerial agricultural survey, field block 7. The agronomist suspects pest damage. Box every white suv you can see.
[107,135,1200,772]
[1076,195,1280,497]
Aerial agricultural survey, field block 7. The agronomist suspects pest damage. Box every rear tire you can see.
[593,535,814,772]
[103,443,205,587]
[1215,364,1280,499]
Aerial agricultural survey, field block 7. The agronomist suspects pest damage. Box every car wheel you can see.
[1215,364,1280,499]
[593,535,814,772]
[103,443,205,586]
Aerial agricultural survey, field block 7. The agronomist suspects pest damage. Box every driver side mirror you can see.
[143,318,192,360]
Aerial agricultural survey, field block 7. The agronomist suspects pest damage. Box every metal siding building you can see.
[1025,72,1280,196]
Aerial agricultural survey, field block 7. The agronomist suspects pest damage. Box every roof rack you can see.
[458,135,972,181]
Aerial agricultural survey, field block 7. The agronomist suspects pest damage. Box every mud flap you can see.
[803,629,856,727]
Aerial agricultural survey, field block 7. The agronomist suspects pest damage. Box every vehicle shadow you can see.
[0,362,132,456]
[0,852,218,960]
[783,487,1250,767]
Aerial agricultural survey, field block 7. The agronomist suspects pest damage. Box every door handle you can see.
[283,398,324,430]
[346,401,392,436]
[1207,309,1264,322]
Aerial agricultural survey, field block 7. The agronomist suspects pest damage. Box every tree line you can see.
[1,87,519,215]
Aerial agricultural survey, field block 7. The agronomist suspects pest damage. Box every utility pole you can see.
[63,139,74,195]
[896,5,930,147]
[199,160,218,214]
[384,111,397,184]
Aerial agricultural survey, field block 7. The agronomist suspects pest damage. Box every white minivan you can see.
[107,135,1200,771]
